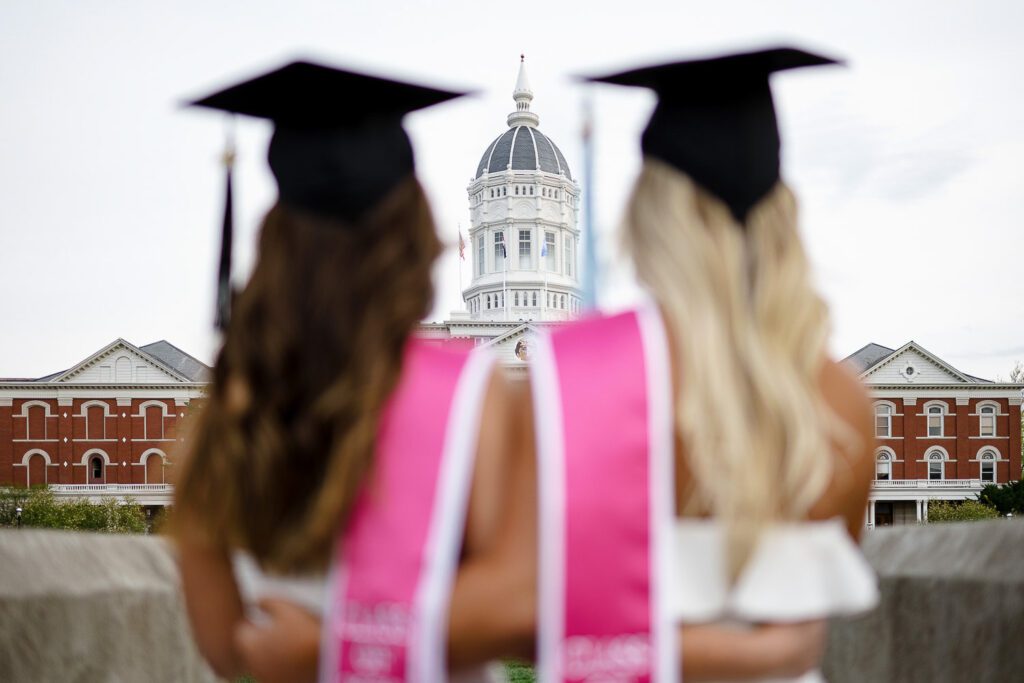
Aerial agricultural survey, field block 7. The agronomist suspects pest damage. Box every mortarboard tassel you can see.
[214,125,236,331]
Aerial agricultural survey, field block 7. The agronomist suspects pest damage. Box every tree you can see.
[927,500,999,522]
[0,488,146,533]
[978,480,1024,516]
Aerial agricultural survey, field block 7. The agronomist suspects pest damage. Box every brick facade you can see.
[0,339,208,505]
[847,341,1023,526]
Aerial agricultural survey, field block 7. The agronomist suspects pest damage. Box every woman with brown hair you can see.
[173,61,536,682]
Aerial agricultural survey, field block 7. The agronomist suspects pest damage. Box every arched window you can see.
[23,450,50,487]
[532,291,537,307]
[979,450,997,483]
[874,403,893,438]
[979,404,997,437]
[875,451,892,481]
[927,404,944,437]
[82,449,109,484]
[514,291,520,307]
[21,401,53,441]
[145,404,164,440]
[927,451,945,480]
[142,449,167,485]
[88,455,104,483]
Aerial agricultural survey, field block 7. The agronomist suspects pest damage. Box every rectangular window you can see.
[545,232,556,271]
[477,236,485,275]
[928,462,943,480]
[875,408,891,438]
[494,232,506,269]
[927,411,943,437]
[875,462,890,481]
[519,229,532,270]
[981,462,995,482]
[564,236,574,278]
[980,412,995,437]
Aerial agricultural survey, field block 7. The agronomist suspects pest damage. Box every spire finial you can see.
[508,56,540,128]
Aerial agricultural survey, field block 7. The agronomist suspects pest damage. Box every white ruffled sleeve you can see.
[670,518,878,623]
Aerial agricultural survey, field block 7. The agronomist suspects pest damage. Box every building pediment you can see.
[50,339,191,385]
[480,323,543,365]
[860,342,977,385]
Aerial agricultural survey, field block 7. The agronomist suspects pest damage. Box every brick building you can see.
[844,341,1023,526]
[0,339,208,507]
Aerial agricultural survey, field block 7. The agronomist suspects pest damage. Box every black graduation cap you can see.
[186,60,468,329]
[584,47,842,223]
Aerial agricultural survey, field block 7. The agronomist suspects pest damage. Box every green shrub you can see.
[978,480,1024,516]
[0,488,146,533]
[927,499,999,523]
[505,661,536,682]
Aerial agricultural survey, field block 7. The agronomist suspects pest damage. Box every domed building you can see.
[463,56,583,322]
[423,57,582,366]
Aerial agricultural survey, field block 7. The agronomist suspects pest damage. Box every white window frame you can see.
[80,448,111,484]
[977,402,998,437]
[875,449,893,481]
[874,401,895,438]
[926,404,945,437]
[979,452,996,483]
[927,450,946,480]
[494,231,506,270]
[518,228,533,270]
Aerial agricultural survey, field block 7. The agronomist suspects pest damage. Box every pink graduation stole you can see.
[531,304,678,683]
[320,338,495,683]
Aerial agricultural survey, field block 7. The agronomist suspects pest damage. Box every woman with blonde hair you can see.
[529,47,878,682]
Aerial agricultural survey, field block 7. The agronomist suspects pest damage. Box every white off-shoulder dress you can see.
[670,518,878,683]
[232,554,505,682]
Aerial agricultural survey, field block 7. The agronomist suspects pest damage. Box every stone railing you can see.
[823,519,1023,683]
[49,483,174,506]
[872,478,981,489]
[0,529,217,683]
[0,521,1020,682]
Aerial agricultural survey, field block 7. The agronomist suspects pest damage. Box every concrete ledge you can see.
[823,520,1024,683]
[0,529,218,683]
[1,521,1020,682]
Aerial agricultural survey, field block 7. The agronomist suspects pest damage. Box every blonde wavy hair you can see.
[624,158,843,579]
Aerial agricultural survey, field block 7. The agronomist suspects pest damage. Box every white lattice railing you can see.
[49,484,173,493]
[872,479,981,489]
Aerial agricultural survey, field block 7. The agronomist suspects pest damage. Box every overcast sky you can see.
[1,1,1021,381]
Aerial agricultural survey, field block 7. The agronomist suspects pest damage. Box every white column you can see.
[923,499,929,523]
[915,499,922,522]
[867,501,875,527]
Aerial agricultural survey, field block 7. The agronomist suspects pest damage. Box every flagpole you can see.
[581,94,598,311]
[541,241,547,319]
[457,224,463,310]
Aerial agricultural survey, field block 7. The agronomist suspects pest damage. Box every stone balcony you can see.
[49,483,174,506]
[870,478,982,500]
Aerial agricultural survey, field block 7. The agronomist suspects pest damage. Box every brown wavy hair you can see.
[173,177,441,572]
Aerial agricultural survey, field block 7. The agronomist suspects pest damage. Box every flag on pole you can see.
[458,230,466,260]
